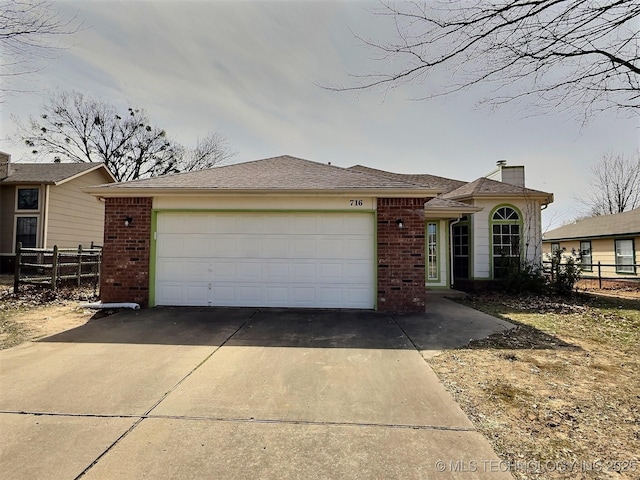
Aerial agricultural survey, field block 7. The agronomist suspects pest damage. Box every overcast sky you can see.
[1,0,638,229]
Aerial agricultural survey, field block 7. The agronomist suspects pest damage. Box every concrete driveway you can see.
[0,298,514,479]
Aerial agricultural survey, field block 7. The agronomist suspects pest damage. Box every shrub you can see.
[547,248,582,296]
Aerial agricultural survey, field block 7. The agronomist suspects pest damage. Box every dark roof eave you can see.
[543,232,640,242]
[85,186,441,197]
[445,192,553,203]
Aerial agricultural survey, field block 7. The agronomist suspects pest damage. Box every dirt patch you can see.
[576,278,640,299]
[0,285,99,349]
[429,293,640,479]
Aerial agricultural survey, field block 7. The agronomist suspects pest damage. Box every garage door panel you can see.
[266,262,289,280]
[291,238,318,257]
[239,237,262,257]
[344,236,375,259]
[291,216,317,233]
[155,212,374,308]
[157,214,184,232]
[209,215,237,233]
[263,237,289,257]
[213,237,236,257]
[237,262,263,280]
[344,262,373,282]
[318,215,345,234]
[290,262,316,282]
[349,215,373,233]
[317,263,344,282]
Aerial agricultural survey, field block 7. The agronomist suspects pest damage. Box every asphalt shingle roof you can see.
[543,208,640,240]
[95,155,427,191]
[441,176,550,199]
[348,165,466,193]
[0,162,104,184]
[424,197,477,209]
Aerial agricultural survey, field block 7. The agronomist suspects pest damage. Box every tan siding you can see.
[0,186,16,253]
[46,169,111,248]
[543,236,639,279]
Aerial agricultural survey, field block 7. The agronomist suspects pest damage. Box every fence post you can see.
[51,245,59,291]
[597,261,602,289]
[77,244,83,286]
[13,242,22,294]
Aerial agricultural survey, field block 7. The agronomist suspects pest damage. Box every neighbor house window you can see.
[17,188,39,210]
[615,239,636,274]
[551,242,560,253]
[16,217,38,248]
[427,222,438,281]
[491,206,521,279]
[580,241,592,271]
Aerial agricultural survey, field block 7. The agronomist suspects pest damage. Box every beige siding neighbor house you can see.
[0,152,116,273]
[542,208,640,281]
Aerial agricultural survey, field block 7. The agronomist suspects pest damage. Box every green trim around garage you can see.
[149,210,158,306]
[149,208,378,309]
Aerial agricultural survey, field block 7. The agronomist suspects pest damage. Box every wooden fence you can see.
[542,260,639,289]
[14,242,102,293]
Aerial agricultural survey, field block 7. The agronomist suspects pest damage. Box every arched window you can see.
[491,206,521,279]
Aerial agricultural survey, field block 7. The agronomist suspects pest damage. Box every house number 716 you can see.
[350,199,363,206]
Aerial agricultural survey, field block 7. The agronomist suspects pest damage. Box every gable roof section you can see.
[424,197,482,217]
[442,177,552,202]
[348,165,466,193]
[0,162,115,185]
[88,155,437,196]
[543,208,640,241]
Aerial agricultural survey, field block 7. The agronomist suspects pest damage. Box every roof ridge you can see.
[348,165,449,189]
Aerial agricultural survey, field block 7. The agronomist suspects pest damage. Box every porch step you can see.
[425,288,467,299]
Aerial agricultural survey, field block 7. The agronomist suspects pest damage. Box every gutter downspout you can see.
[42,184,50,248]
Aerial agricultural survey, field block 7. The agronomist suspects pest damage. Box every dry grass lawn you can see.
[429,293,639,479]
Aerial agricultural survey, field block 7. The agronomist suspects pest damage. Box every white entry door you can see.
[154,212,375,308]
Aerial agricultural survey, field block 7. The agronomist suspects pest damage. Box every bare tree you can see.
[0,1,80,97]
[329,1,640,117]
[577,151,640,216]
[13,91,236,182]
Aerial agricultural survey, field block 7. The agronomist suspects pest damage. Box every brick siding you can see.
[377,198,428,312]
[100,197,152,306]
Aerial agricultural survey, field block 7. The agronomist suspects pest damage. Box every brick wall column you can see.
[377,198,427,312]
[100,197,152,306]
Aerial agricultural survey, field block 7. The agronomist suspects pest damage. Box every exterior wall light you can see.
[396,218,404,229]
[124,216,133,227]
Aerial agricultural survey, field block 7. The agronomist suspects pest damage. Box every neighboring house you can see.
[87,155,553,312]
[0,152,116,273]
[542,208,640,280]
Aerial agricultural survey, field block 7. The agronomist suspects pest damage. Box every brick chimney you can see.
[0,151,12,180]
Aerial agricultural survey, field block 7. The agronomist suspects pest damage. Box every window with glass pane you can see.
[427,222,438,280]
[16,217,37,248]
[551,243,560,253]
[17,188,39,210]
[453,223,469,279]
[615,239,635,273]
[491,206,520,279]
[580,241,592,271]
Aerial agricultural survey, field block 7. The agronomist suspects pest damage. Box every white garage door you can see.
[154,212,375,308]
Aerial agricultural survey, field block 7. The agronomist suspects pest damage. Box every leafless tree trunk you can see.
[0,0,80,98]
[327,1,640,118]
[576,151,640,216]
[13,91,236,182]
